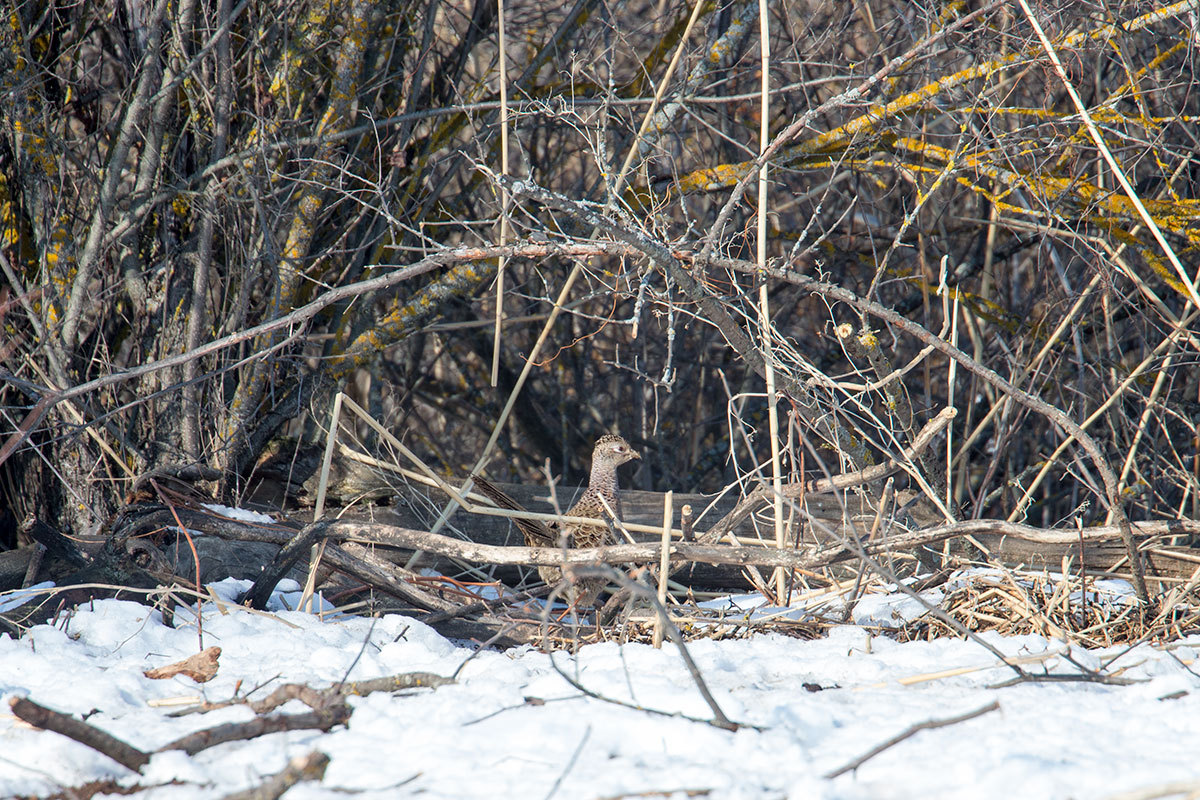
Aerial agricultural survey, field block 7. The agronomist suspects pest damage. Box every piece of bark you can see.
[334,672,455,696]
[21,542,45,588]
[144,647,221,683]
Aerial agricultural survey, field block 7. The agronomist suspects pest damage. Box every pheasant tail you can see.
[471,475,558,547]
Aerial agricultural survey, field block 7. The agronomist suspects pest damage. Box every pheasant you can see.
[472,434,641,606]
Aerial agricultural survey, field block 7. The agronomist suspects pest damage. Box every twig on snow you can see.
[546,565,751,732]
[824,700,1000,779]
[9,696,150,773]
[218,751,331,800]
[543,725,591,800]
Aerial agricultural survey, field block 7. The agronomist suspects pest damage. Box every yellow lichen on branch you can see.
[327,259,501,382]
[676,0,1200,194]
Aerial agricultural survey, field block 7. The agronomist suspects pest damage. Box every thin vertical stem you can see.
[756,0,785,604]
[653,490,674,648]
[303,390,345,613]
[491,0,511,386]
[313,392,345,521]
[945,290,959,513]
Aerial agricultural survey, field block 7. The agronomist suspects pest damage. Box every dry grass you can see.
[894,567,1200,647]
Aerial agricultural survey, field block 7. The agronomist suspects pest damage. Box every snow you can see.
[200,504,278,524]
[1,578,1198,799]
[698,581,945,628]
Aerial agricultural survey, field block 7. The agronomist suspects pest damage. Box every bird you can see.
[472,434,641,607]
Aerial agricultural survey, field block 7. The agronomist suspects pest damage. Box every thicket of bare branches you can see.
[2,0,1198,577]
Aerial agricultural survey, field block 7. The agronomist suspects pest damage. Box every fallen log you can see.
[11,494,1200,650]
[318,516,1200,575]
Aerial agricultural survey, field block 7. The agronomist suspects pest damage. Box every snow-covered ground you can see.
[2,578,1198,799]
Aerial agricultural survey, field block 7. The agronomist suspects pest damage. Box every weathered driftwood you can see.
[971,529,1200,588]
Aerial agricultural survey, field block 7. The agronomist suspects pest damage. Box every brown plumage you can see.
[472,434,641,605]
